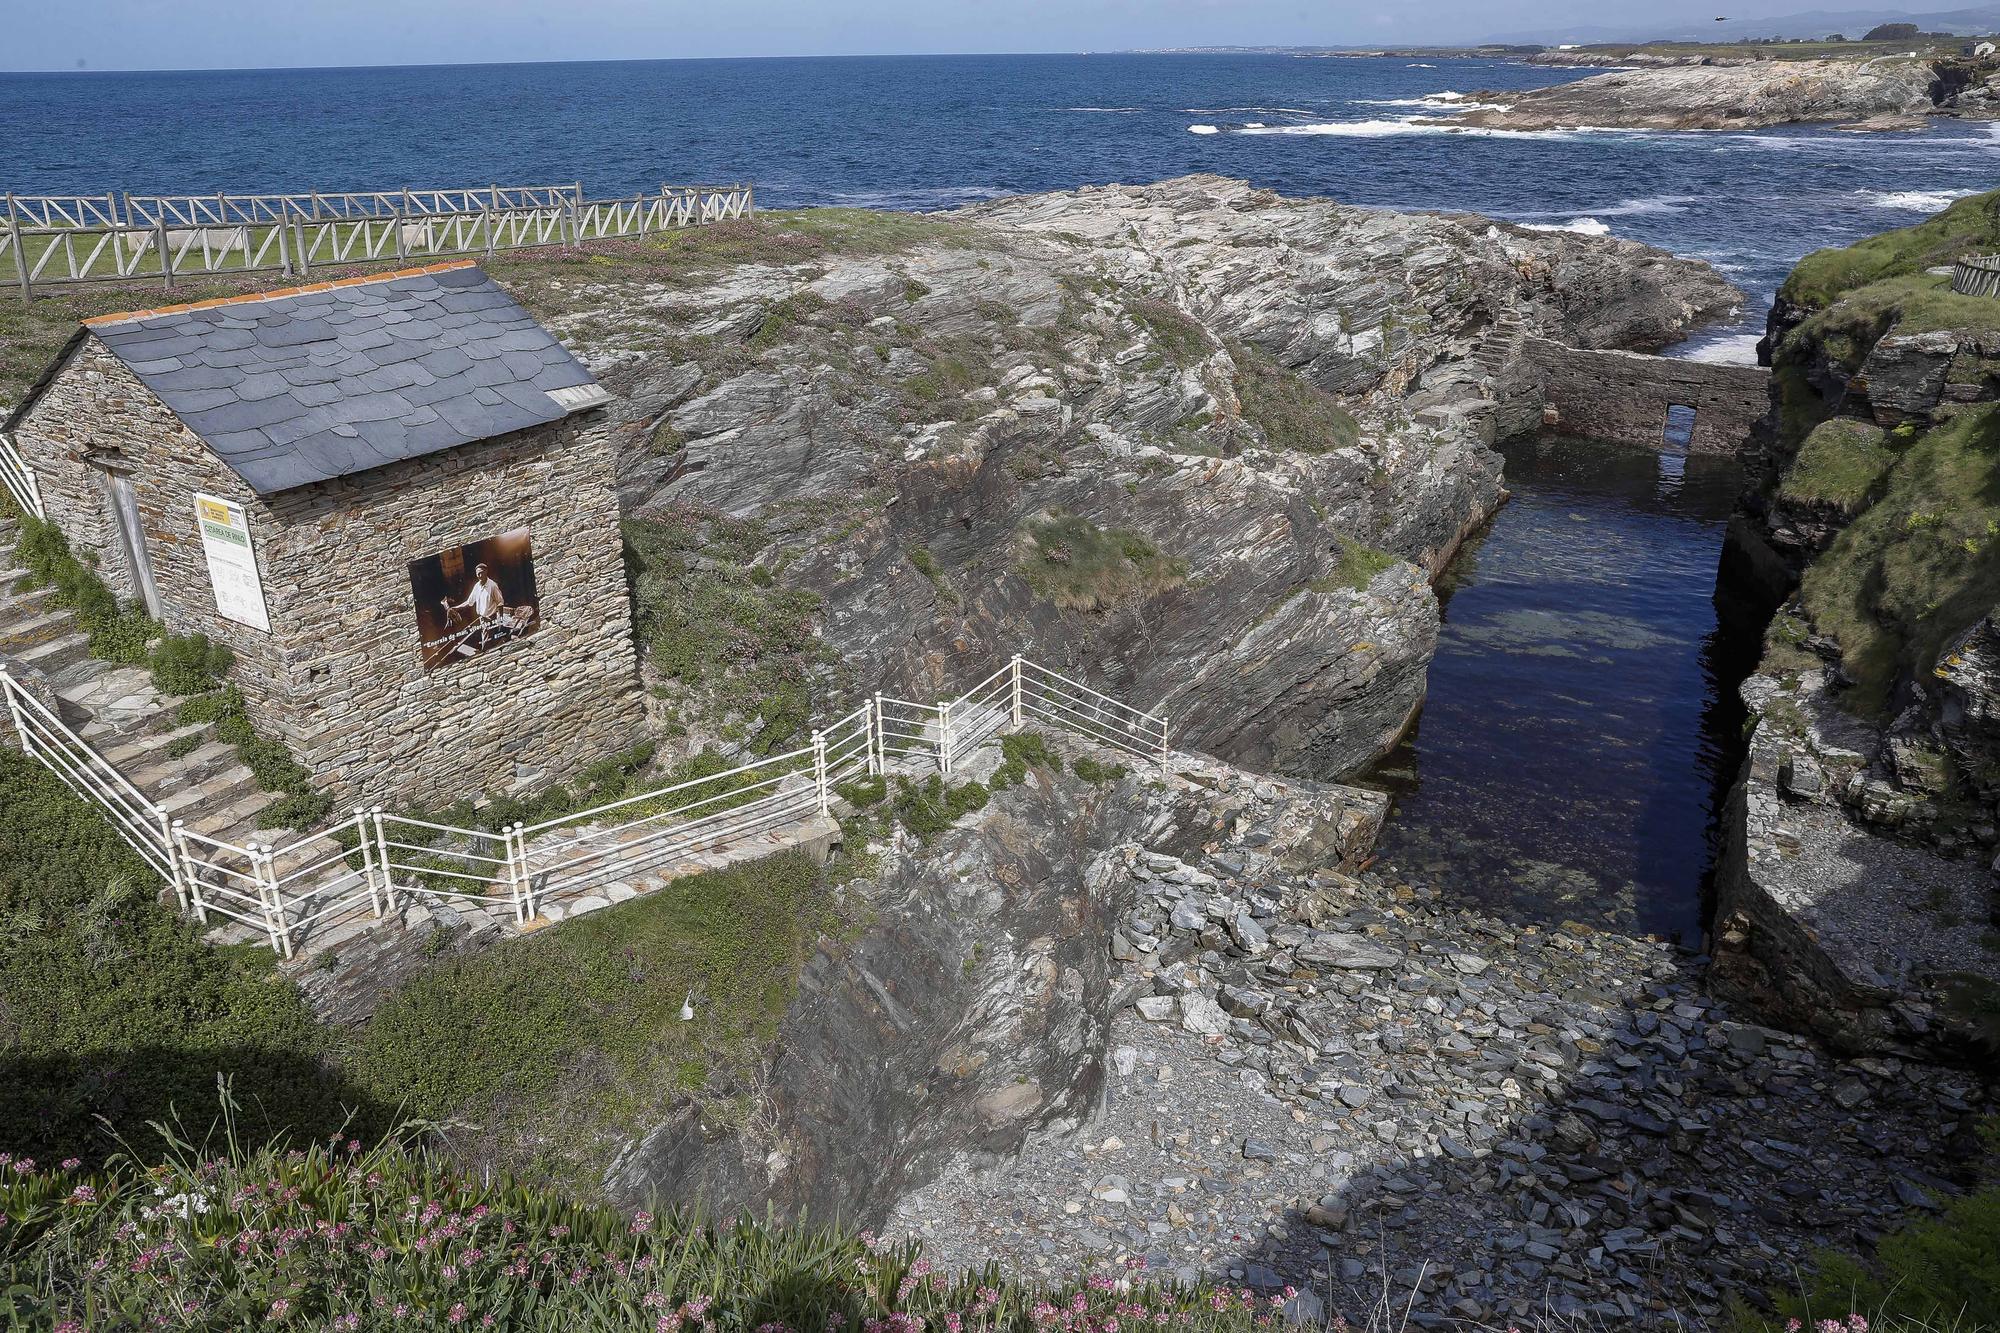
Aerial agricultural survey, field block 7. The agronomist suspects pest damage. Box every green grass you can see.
[1016,511,1187,612]
[889,774,991,841]
[0,747,355,1162]
[626,506,832,753]
[748,288,830,351]
[1781,189,2000,314]
[1312,535,1402,593]
[1228,340,1362,454]
[1780,417,1899,512]
[989,730,1064,789]
[2,1114,1291,1332]
[1786,273,2000,375]
[1798,404,2000,715]
[1128,297,1213,368]
[349,849,837,1182]
[1070,756,1128,784]
[9,514,156,662]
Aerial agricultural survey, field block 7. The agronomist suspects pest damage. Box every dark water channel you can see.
[1362,435,1759,944]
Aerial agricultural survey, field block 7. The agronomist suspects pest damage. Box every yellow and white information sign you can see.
[194,493,269,632]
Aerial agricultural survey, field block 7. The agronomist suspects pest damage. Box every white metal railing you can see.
[1,667,178,893]
[0,181,755,299]
[2,655,1166,957]
[0,432,43,519]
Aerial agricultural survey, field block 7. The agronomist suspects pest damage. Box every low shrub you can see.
[990,730,1063,790]
[1780,417,1898,513]
[9,515,155,663]
[1016,512,1186,613]
[891,774,991,841]
[835,774,888,808]
[0,747,359,1161]
[148,630,234,696]
[176,687,334,829]
[1071,756,1128,784]
[1311,535,1400,593]
[0,1110,1288,1332]
[1228,340,1361,454]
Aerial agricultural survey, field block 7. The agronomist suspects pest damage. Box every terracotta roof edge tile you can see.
[82,259,481,329]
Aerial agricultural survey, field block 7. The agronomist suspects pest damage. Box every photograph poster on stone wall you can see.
[407,529,540,672]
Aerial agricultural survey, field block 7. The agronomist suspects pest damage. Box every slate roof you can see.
[73,262,606,496]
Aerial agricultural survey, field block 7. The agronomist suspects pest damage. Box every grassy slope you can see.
[1796,403,2000,714]
[1780,189,2000,314]
[1767,194,2000,716]
[0,747,356,1160]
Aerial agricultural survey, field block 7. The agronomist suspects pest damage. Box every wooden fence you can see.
[1952,254,2000,298]
[0,181,754,299]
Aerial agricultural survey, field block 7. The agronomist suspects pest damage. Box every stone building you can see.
[3,260,644,806]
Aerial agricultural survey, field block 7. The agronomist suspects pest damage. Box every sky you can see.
[2,0,1949,71]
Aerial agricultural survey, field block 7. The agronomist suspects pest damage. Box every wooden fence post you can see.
[155,214,171,292]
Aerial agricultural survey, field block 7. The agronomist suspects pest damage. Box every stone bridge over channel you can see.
[1521,336,1770,456]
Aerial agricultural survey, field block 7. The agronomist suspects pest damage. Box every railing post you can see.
[0,668,27,754]
[812,730,829,816]
[507,822,533,924]
[370,805,393,909]
[864,698,880,777]
[293,215,310,276]
[254,844,292,959]
[275,204,291,277]
[1010,654,1024,730]
[938,700,954,780]
[873,692,887,772]
[353,807,384,916]
[160,809,186,910]
[171,821,207,923]
[6,194,30,301]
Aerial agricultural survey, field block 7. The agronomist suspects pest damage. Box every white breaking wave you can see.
[1225,118,1602,140]
[1859,188,1978,212]
[1681,333,1763,366]
[1188,124,1221,135]
[1063,106,1145,113]
[1520,217,1613,235]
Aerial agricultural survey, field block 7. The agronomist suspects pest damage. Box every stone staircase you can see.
[0,515,301,879]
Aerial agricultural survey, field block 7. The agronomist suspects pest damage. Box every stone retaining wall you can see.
[1522,336,1769,455]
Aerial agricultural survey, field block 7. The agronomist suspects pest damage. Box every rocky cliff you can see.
[599,739,1386,1223]
[495,175,1737,781]
[1441,56,1990,131]
[1713,191,2000,1061]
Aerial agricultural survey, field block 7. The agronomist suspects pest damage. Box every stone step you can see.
[127,738,242,794]
[0,580,58,621]
[99,719,216,769]
[15,628,91,675]
[184,788,283,842]
[0,607,84,654]
[156,765,261,821]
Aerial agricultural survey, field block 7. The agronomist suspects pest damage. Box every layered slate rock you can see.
[85,261,602,494]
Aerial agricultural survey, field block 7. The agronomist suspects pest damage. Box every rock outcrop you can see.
[1712,202,2000,1061]
[513,175,1737,780]
[1440,57,1970,131]
[600,739,1386,1223]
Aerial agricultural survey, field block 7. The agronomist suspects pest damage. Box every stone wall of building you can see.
[1523,336,1770,455]
[260,414,644,807]
[13,336,646,809]
[12,339,292,693]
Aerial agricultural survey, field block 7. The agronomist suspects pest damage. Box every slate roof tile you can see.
[85,263,599,495]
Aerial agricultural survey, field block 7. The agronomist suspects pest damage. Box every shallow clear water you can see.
[2,53,1995,359]
[1364,436,1753,943]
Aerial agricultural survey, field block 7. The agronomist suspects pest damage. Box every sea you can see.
[1,52,1993,361]
[2,52,1981,937]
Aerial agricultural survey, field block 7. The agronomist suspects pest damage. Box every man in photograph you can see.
[444,561,507,653]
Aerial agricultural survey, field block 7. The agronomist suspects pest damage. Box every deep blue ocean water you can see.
[0,53,1969,933]
[2,53,1995,359]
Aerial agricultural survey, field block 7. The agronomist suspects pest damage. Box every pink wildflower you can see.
[631,1210,655,1234]
[268,1298,291,1320]
[449,1304,469,1325]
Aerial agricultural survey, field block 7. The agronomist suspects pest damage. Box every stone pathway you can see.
[887,843,1989,1327]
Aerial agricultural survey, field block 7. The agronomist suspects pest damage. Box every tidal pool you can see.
[1362,435,1757,943]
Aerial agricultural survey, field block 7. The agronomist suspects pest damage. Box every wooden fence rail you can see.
[0,181,754,299]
